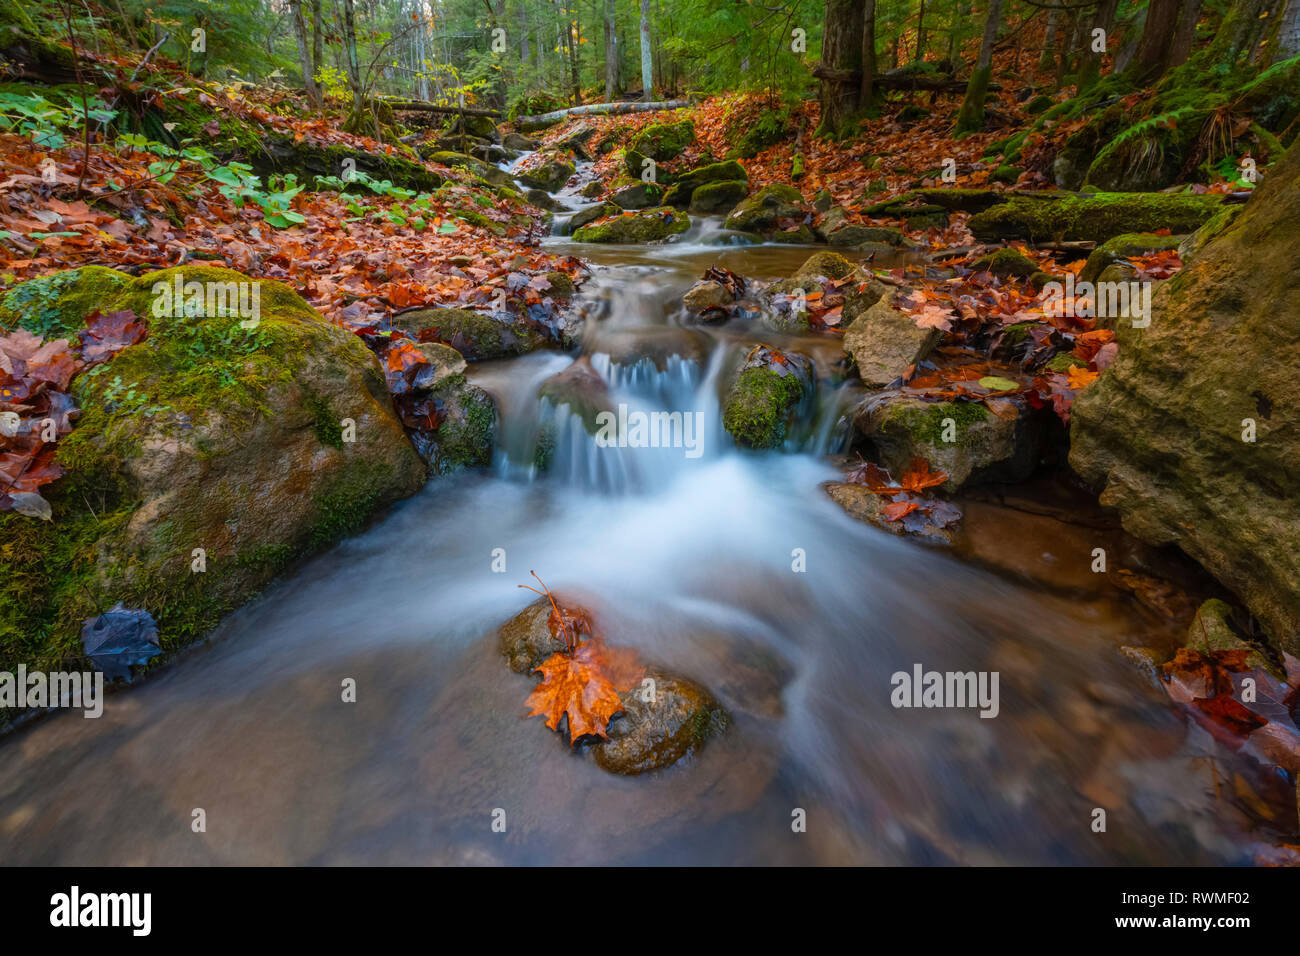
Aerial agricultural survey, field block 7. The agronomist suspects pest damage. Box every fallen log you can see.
[380,100,503,118]
[515,99,690,131]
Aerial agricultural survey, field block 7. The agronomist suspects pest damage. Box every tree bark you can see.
[604,0,619,101]
[516,98,689,130]
[1077,0,1119,90]
[639,0,654,100]
[1129,0,1183,82]
[815,0,866,139]
[955,0,1004,135]
[1168,0,1203,68]
[289,0,321,106]
[1277,0,1300,59]
[862,0,878,107]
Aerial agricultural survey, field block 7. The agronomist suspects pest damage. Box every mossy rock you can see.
[1079,232,1183,283]
[629,120,695,162]
[516,154,576,193]
[867,189,1004,215]
[969,192,1224,244]
[1070,138,1300,658]
[853,395,1055,491]
[571,207,690,243]
[591,670,727,775]
[1026,95,1054,115]
[0,265,129,339]
[255,138,443,193]
[722,365,806,449]
[423,150,513,188]
[610,181,665,209]
[390,306,553,360]
[723,183,807,234]
[0,266,425,681]
[827,223,906,248]
[662,159,748,206]
[424,376,495,474]
[971,247,1038,278]
[991,165,1022,184]
[688,180,749,214]
[795,251,858,280]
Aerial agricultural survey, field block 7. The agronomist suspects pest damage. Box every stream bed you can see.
[0,213,1290,866]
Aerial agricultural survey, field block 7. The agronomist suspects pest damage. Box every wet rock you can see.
[503,131,539,151]
[470,143,514,164]
[524,188,566,212]
[555,122,598,159]
[391,307,553,360]
[587,326,711,370]
[1078,232,1183,284]
[1185,599,1274,672]
[565,201,620,233]
[571,206,690,243]
[724,183,810,235]
[415,342,468,386]
[537,357,614,434]
[591,670,728,775]
[682,279,733,312]
[517,154,576,193]
[795,250,858,280]
[842,298,941,386]
[865,188,1005,216]
[722,345,812,449]
[662,159,748,207]
[419,376,496,474]
[852,395,1059,491]
[1070,141,1300,657]
[824,481,955,544]
[579,181,604,198]
[450,114,500,143]
[628,119,695,162]
[0,266,426,676]
[969,192,1225,244]
[687,180,749,214]
[498,597,583,674]
[610,181,667,209]
[970,247,1039,278]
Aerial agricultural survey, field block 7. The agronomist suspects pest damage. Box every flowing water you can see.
[0,172,1290,867]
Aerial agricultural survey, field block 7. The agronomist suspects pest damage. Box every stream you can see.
[0,162,1289,867]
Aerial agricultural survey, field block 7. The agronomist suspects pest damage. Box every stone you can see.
[571,206,690,243]
[842,298,941,386]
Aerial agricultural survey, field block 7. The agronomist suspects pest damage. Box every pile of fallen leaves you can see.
[0,310,145,516]
[844,455,961,532]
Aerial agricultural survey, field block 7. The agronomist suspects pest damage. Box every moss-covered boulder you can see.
[0,265,129,339]
[827,221,907,249]
[423,150,513,188]
[852,395,1059,492]
[390,307,555,360]
[1070,140,1300,658]
[971,247,1039,278]
[842,298,941,387]
[969,192,1224,244]
[864,188,1003,215]
[566,201,621,233]
[723,183,809,235]
[628,120,695,161]
[516,153,576,193]
[721,346,812,449]
[688,180,749,214]
[610,181,666,209]
[0,266,425,678]
[503,131,539,151]
[571,207,690,243]
[662,160,748,207]
[1078,232,1183,284]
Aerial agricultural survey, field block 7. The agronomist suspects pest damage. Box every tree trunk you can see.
[341,0,363,113]
[1040,2,1059,70]
[289,0,320,106]
[1277,0,1300,58]
[955,0,1003,135]
[1077,0,1119,90]
[1129,0,1183,82]
[311,0,324,82]
[862,0,878,108]
[639,0,654,100]
[1168,0,1204,68]
[604,0,619,101]
[815,0,866,139]
[916,0,928,61]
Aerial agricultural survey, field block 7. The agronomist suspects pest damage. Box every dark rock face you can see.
[1070,140,1300,657]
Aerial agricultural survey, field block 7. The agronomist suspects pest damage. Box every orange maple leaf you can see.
[526,639,643,745]
[1067,366,1099,390]
[898,456,948,493]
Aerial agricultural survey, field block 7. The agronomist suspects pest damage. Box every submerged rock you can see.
[1070,141,1300,657]
[591,670,728,775]
[537,356,614,434]
[824,481,956,544]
